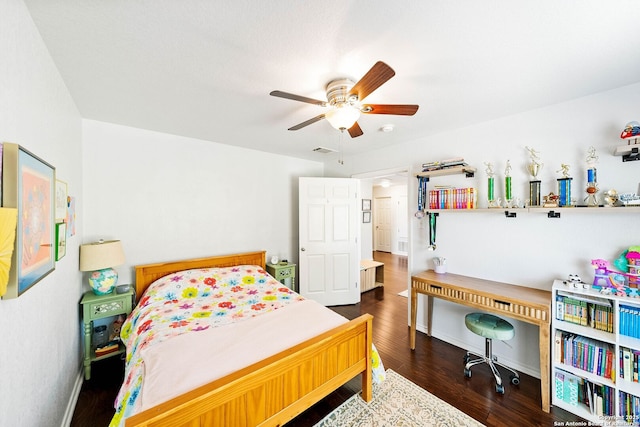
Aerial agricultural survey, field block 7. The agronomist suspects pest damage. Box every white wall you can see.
[359,178,374,259]
[326,83,640,377]
[82,120,324,286]
[0,1,84,426]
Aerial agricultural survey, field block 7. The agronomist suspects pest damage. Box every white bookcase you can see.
[551,279,640,426]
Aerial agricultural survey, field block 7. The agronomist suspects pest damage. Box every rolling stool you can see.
[463,312,520,394]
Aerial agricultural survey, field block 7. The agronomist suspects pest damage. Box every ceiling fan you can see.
[270,61,419,138]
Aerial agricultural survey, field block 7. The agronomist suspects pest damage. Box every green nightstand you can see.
[80,289,133,380]
[266,262,296,291]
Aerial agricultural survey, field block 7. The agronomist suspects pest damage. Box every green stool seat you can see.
[463,312,519,394]
[465,313,515,341]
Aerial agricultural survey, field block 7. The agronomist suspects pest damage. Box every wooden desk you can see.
[410,270,552,412]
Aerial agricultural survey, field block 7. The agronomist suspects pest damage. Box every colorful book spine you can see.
[427,187,476,210]
[620,304,640,339]
[619,347,640,383]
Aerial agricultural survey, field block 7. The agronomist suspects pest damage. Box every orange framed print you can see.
[1,143,56,299]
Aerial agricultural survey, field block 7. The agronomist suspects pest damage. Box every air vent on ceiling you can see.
[312,147,337,154]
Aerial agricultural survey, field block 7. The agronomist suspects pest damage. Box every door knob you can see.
[301,247,306,251]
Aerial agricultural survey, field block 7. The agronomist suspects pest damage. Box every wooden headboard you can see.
[134,251,266,302]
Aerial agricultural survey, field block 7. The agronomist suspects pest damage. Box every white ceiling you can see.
[24,0,640,162]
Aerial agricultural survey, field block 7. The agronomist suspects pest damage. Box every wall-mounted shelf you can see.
[424,206,640,216]
[614,143,640,162]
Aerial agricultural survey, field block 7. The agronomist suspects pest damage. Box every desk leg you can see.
[410,288,417,350]
[426,295,433,337]
[539,324,550,413]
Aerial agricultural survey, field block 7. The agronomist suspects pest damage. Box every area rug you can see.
[398,289,408,297]
[314,369,485,427]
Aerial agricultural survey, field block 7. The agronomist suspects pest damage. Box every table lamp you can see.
[79,239,125,295]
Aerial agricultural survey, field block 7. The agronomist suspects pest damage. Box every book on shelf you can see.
[555,293,613,332]
[557,331,615,380]
[619,390,640,422]
[428,187,476,209]
[421,157,468,172]
[95,340,120,357]
[620,304,640,339]
[555,370,565,401]
[554,368,617,416]
[619,347,640,383]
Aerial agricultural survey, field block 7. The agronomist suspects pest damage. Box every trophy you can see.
[584,146,599,207]
[485,162,499,208]
[556,163,573,207]
[504,160,513,208]
[526,146,543,206]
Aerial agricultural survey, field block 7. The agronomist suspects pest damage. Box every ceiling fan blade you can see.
[361,104,419,116]
[348,61,396,101]
[270,90,327,106]
[348,122,363,138]
[288,113,326,131]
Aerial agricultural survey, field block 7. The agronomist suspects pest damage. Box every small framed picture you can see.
[363,211,371,223]
[56,222,67,261]
[362,199,371,211]
[55,179,68,222]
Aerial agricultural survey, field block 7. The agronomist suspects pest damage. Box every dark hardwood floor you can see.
[72,252,584,426]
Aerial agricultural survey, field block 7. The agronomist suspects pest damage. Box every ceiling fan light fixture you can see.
[325,104,360,131]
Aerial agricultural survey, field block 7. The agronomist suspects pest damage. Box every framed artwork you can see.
[0,208,18,297]
[363,211,371,223]
[66,196,76,237]
[55,222,67,261]
[1,143,56,299]
[55,179,67,222]
[362,199,371,211]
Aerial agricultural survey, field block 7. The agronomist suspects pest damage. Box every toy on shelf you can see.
[543,192,559,208]
[613,246,640,287]
[591,246,640,298]
[563,274,588,289]
[603,189,624,207]
[614,121,640,162]
[620,121,640,143]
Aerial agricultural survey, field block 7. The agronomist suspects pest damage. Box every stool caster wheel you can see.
[464,368,472,378]
[510,375,520,385]
[496,384,505,394]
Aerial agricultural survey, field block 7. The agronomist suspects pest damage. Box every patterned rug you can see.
[314,369,485,427]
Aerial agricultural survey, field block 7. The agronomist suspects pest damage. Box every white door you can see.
[299,177,360,306]
[374,197,392,252]
[397,195,408,255]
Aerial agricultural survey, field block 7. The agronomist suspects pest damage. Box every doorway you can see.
[352,167,409,258]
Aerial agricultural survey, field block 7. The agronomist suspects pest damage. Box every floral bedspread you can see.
[109,265,384,426]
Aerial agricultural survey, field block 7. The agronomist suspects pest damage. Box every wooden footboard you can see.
[125,313,373,427]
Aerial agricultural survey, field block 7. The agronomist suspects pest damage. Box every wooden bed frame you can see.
[126,250,373,427]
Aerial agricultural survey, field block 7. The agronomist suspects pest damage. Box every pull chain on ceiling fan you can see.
[270,61,419,138]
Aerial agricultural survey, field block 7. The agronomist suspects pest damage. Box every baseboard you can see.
[60,366,83,427]
[413,322,540,379]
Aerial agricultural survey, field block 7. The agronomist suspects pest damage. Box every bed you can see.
[109,250,378,427]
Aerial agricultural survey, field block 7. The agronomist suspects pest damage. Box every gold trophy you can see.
[526,146,543,206]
